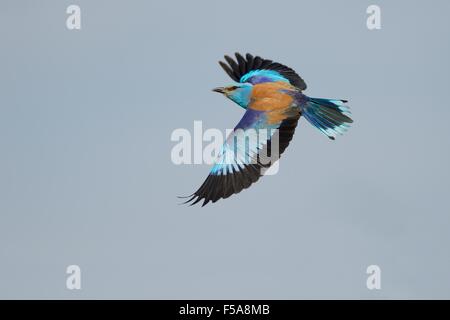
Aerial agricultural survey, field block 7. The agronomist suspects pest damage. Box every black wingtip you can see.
[177,194,193,199]
[218,52,307,90]
[178,195,195,205]
[219,60,239,82]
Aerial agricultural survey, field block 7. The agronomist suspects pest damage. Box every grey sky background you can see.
[1,0,449,299]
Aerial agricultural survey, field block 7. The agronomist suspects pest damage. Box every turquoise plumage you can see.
[183,53,353,206]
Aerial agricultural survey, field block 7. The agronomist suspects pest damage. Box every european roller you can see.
[183,53,353,206]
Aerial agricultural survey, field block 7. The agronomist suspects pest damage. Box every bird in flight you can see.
[183,53,353,206]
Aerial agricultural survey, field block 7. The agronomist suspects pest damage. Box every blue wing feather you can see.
[240,70,291,85]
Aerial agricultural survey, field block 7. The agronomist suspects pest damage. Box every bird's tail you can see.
[301,96,353,140]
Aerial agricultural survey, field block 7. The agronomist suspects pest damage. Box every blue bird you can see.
[183,53,353,206]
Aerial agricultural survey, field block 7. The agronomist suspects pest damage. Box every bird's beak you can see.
[212,87,226,94]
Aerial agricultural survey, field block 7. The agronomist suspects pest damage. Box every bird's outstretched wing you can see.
[219,52,307,90]
[184,84,301,206]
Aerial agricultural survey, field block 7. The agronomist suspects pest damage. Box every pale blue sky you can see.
[0,0,449,298]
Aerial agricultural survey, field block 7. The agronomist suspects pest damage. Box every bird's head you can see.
[212,83,253,108]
